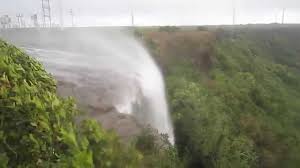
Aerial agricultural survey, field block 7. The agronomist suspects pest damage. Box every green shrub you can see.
[0,40,142,167]
[135,127,184,168]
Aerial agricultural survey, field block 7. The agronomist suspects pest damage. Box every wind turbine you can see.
[70,9,75,27]
[131,10,135,27]
[281,8,286,24]
[232,0,236,25]
[59,0,64,27]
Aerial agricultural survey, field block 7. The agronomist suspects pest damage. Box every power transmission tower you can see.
[69,9,74,27]
[281,8,285,24]
[31,14,39,27]
[16,14,23,28]
[0,15,11,29]
[42,0,52,27]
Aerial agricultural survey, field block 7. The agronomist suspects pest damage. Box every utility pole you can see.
[42,0,52,27]
[69,9,74,27]
[281,8,285,24]
[16,14,23,28]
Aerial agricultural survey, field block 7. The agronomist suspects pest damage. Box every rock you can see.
[56,78,143,143]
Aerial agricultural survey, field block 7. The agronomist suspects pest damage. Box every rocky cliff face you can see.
[56,74,143,143]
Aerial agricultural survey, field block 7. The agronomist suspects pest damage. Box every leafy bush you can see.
[135,127,184,168]
[0,40,142,167]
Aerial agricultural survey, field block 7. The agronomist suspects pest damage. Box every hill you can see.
[140,25,300,168]
[1,25,300,168]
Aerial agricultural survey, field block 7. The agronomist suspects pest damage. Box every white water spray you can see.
[11,28,174,143]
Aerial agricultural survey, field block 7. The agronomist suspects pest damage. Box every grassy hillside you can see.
[141,25,300,168]
[0,40,182,168]
[2,25,299,168]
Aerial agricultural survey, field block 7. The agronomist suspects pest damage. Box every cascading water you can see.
[5,28,174,144]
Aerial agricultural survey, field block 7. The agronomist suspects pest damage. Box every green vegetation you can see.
[143,26,300,168]
[135,127,184,168]
[2,25,300,168]
[0,40,181,168]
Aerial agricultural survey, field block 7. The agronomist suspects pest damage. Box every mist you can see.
[0,27,174,143]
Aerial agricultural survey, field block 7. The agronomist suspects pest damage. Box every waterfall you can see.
[18,28,174,144]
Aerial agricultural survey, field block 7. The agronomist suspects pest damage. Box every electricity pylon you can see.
[42,0,52,27]
[31,14,39,28]
[16,14,23,28]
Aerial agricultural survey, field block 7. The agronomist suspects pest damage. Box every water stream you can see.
[11,29,174,143]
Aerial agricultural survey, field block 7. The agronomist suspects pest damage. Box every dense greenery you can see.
[0,40,181,168]
[2,25,300,168]
[143,26,300,168]
[134,127,184,168]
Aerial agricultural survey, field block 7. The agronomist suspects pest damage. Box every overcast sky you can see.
[0,0,300,27]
